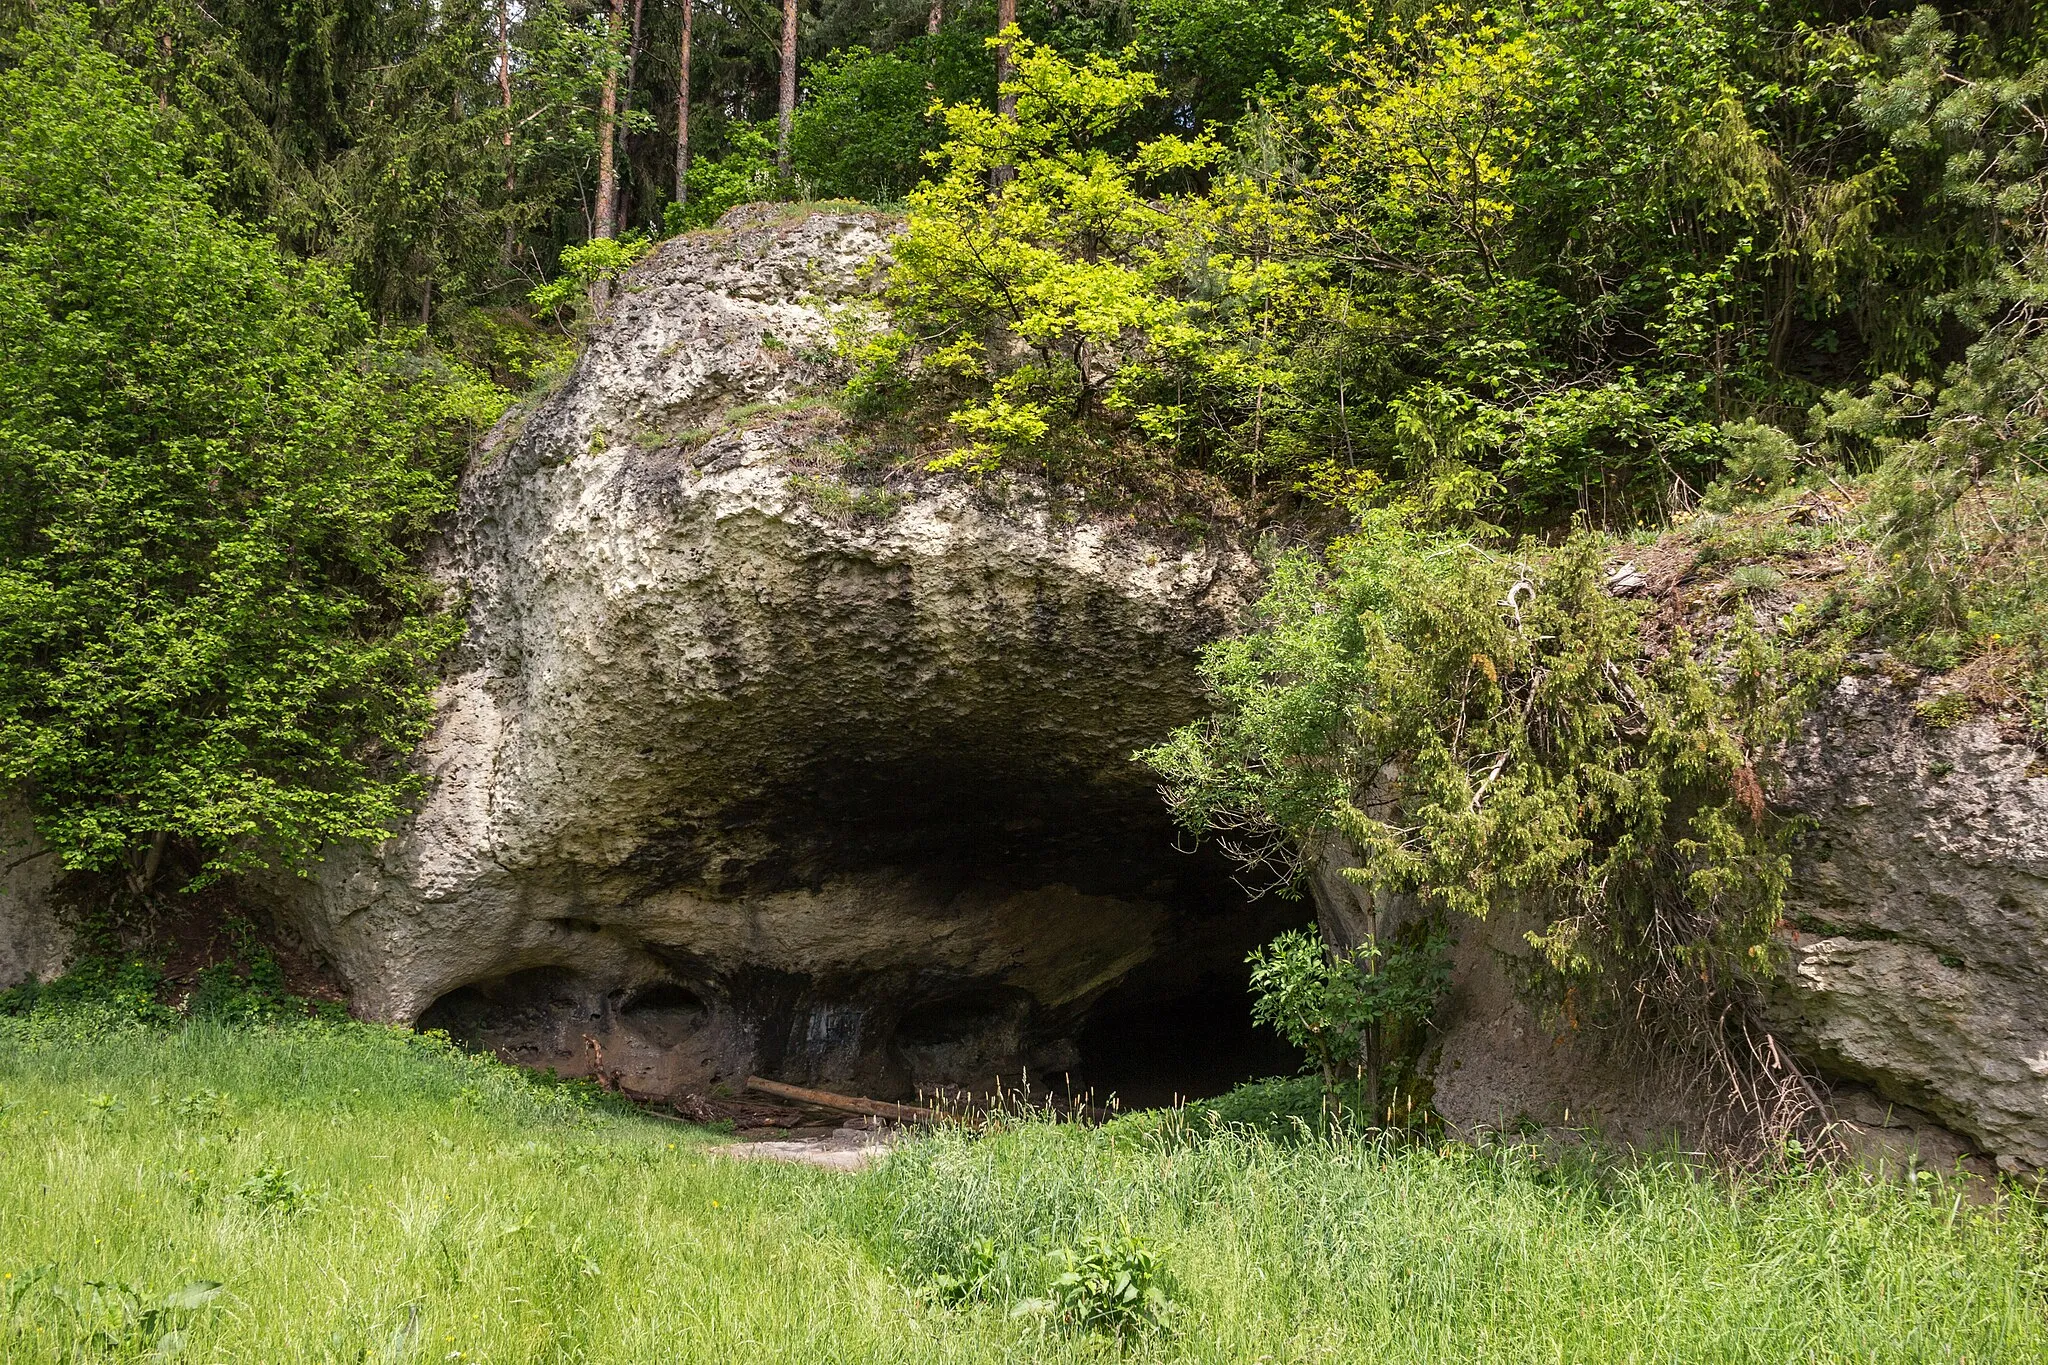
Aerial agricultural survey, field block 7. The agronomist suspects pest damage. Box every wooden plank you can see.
[744,1075,948,1124]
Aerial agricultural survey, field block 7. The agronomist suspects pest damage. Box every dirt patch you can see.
[717,1120,896,1171]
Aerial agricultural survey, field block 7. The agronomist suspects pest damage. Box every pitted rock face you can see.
[263,208,1290,1100]
[1769,672,2048,1168]
[0,796,66,989]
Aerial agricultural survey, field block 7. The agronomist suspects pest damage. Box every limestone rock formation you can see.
[0,797,67,989]
[4,206,2041,1165]
[1388,666,2048,1173]
[255,207,1289,1100]
[1770,672,2048,1169]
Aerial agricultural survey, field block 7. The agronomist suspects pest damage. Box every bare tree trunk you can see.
[996,0,1016,115]
[499,0,515,259]
[498,0,514,169]
[992,0,1016,187]
[776,0,798,176]
[674,0,693,207]
[617,0,644,230]
[927,0,940,36]
[127,830,168,897]
[594,0,625,241]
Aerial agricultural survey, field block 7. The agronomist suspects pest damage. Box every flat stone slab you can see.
[717,1126,893,1171]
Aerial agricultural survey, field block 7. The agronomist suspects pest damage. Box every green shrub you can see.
[790,47,940,203]
[0,12,507,889]
[664,122,782,233]
[185,948,300,1025]
[0,959,173,1028]
[529,234,654,325]
[1178,1075,1326,1139]
[1245,928,1447,1123]
[1018,1228,1175,1337]
[235,1162,312,1215]
[1912,692,1973,729]
[1145,513,1854,1152]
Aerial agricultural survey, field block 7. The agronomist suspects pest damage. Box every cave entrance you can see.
[1072,961,1303,1112]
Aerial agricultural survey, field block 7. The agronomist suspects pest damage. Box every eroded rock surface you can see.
[260,208,1286,1100]
[0,797,67,988]
[1375,665,2048,1172]
[1769,673,2048,1169]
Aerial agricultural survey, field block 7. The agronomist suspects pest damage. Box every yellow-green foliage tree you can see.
[864,35,1215,480]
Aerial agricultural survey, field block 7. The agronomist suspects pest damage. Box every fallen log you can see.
[744,1076,950,1124]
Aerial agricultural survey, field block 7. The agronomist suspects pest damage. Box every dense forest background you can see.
[12,0,2037,398]
[0,0,1328,362]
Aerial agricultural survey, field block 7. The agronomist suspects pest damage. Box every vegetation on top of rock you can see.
[1145,510,1871,1153]
[6,0,2043,898]
[847,5,2028,530]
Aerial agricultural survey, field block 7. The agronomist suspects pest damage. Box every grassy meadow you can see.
[2,1013,2044,1363]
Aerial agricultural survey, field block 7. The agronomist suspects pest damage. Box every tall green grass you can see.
[3,1015,2043,1362]
[842,1118,2048,1361]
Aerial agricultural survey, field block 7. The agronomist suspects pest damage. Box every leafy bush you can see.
[1178,1075,1326,1138]
[1145,512,1853,1152]
[859,37,1224,488]
[790,47,940,203]
[1246,928,1447,1122]
[0,11,507,889]
[529,233,654,324]
[185,947,301,1025]
[0,959,173,1028]
[664,122,781,232]
[1018,1228,1175,1337]
[235,1162,313,1215]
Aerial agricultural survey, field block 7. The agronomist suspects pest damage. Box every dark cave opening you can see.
[410,738,1320,1110]
[1073,965,1305,1111]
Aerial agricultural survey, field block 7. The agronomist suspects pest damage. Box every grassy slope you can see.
[2,1017,2044,1363]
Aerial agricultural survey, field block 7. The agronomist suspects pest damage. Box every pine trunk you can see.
[776,0,798,175]
[594,0,625,240]
[498,0,515,260]
[674,0,693,206]
[993,0,1016,187]
[618,0,643,231]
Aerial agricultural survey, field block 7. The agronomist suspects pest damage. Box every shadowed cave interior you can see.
[417,748,1311,1109]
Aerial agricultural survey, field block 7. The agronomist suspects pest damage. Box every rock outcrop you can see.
[0,797,67,989]
[1770,674,2048,1169]
[3,206,2041,1165]
[1390,664,2048,1173]
[252,207,1290,1100]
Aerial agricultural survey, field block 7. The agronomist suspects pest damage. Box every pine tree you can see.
[674,0,693,205]
[777,0,798,174]
[594,0,626,240]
